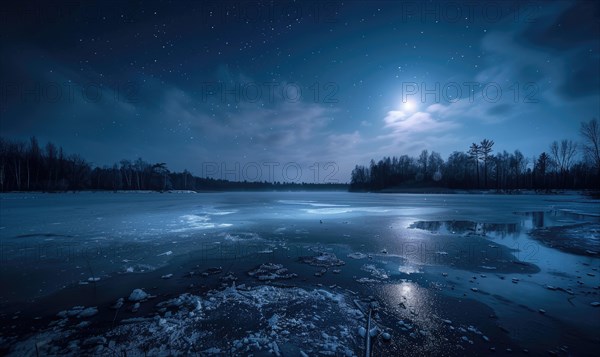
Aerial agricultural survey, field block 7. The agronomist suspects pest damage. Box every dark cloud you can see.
[518,65,544,83]
[487,104,512,116]
[523,1,600,51]
[558,50,600,99]
[512,1,600,101]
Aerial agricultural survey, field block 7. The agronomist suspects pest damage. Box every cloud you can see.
[375,103,461,159]
[487,103,512,116]
[385,111,457,135]
[477,1,600,103]
[523,1,600,50]
[0,48,350,179]
[383,104,459,137]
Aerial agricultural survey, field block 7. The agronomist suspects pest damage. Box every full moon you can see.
[403,99,417,112]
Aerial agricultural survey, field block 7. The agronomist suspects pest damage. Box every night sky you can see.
[1,0,599,182]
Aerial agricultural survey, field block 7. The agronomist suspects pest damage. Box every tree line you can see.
[350,119,600,192]
[0,138,346,192]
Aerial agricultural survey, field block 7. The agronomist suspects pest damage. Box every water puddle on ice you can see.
[409,209,600,257]
[407,209,600,354]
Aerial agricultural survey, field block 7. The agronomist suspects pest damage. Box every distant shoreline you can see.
[0,188,598,198]
[359,188,600,197]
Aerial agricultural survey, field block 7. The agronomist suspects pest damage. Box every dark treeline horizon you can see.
[1,119,598,194]
[351,119,600,192]
[0,137,346,192]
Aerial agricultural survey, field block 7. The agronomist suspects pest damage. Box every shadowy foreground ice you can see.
[1,192,599,355]
[9,284,363,356]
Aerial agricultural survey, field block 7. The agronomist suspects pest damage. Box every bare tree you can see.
[120,160,133,189]
[550,140,577,188]
[510,150,526,188]
[0,138,5,191]
[580,118,600,177]
[418,149,428,177]
[536,152,550,189]
[479,139,494,188]
[468,143,480,188]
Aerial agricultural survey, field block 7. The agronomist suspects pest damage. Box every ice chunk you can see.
[268,314,279,329]
[77,307,98,318]
[348,252,367,259]
[202,347,221,354]
[361,264,388,279]
[357,277,379,284]
[111,298,124,310]
[82,336,106,347]
[301,252,345,267]
[128,289,148,301]
[248,263,297,281]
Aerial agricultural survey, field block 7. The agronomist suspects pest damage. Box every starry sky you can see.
[1,0,598,182]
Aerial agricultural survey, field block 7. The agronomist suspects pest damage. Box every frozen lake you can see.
[1,192,599,355]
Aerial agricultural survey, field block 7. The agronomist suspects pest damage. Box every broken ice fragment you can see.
[347,252,367,259]
[128,288,148,301]
[77,307,98,318]
[301,252,345,267]
[111,298,124,310]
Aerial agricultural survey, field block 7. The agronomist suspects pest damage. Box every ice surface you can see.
[1,192,599,355]
[9,284,364,356]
